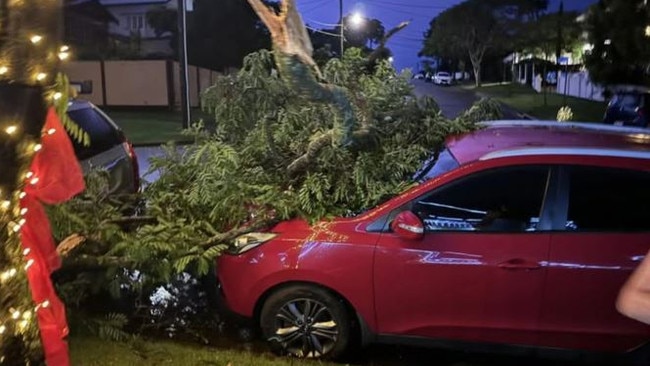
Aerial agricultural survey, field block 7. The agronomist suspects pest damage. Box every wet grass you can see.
[102,108,213,146]
[471,83,607,122]
[69,335,341,366]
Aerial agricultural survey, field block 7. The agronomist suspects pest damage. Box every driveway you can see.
[411,80,523,120]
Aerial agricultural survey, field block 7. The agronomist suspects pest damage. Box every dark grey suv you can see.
[67,100,140,195]
[604,91,649,128]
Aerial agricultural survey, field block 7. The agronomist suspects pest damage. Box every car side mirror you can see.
[390,211,424,240]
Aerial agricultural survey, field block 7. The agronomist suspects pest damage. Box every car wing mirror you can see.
[390,211,424,240]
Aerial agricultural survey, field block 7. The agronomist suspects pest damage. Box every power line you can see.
[372,0,449,10]
[306,18,340,27]
[368,5,438,19]
[305,26,342,37]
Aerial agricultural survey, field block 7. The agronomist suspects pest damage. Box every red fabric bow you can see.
[20,108,85,366]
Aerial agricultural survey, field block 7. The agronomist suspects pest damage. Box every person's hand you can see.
[617,249,650,324]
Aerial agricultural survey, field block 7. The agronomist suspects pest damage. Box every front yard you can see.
[102,108,214,145]
[471,83,607,122]
[69,335,337,366]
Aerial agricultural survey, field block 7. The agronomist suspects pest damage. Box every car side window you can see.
[566,166,650,232]
[413,166,550,232]
[67,107,122,161]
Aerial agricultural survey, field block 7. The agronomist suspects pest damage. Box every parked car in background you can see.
[217,121,650,362]
[66,100,140,195]
[604,90,649,128]
[433,71,453,85]
[413,72,425,80]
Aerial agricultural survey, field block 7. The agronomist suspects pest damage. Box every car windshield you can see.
[412,147,460,183]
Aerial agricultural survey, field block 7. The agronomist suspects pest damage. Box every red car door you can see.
[539,165,650,352]
[374,165,553,346]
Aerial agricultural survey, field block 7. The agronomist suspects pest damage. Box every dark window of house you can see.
[567,166,650,232]
[413,166,550,232]
[67,107,122,160]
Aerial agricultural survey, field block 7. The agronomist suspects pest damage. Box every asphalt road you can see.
[412,80,480,119]
[411,80,523,120]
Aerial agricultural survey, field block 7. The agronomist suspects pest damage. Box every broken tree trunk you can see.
[246,0,358,168]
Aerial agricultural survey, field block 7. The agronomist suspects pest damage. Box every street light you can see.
[339,11,365,56]
[349,12,364,28]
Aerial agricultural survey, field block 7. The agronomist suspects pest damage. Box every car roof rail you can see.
[480,147,650,161]
[480,120,650,136]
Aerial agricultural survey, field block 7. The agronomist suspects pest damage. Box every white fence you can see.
[556,71,606,102]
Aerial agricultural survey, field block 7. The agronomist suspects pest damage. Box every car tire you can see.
[260,285,352,359]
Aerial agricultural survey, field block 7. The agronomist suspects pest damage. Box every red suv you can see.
[217,121,650,361]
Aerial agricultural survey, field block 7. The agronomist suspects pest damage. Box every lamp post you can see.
[177,0,190,129]
[339,0,343,57]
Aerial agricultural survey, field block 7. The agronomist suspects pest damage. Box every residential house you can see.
[99,0,177,58]
[64,0,118,59]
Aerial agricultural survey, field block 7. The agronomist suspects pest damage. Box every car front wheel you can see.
[260,285,351,359]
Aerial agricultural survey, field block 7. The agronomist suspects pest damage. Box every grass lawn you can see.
[472,83,607,122]
[103,109,212,146]
[69,335,340,366]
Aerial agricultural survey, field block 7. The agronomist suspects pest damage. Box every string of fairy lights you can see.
[0,0,70,359]
[0,124,59,363]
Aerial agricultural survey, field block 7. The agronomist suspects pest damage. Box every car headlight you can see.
[228,232,277,254]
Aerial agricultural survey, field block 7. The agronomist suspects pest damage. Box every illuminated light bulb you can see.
[25,171,33,179]
[0,325,5,334]
[0,271,10,281]
[53,92,62,100]
[12,310,21,319]
[47,128,56,135]
[30,35,43,44]
[25,258,34,270]
[12,222,22,232]
[18,319,29,330]
[33,143,42,152]
[19,192,26,199]
[18,218,26,226]
[5,125,17,135]
[30,177,39,185]
[41,300,50,308]
[20,207,28,215]
[22,310,32,319]
[8,268,16,277]
[23,248,30,256]
[1,201,10,210]
[0,66,7,75]
[58,52,70,61]
[35,72,47,81]
[60,45,69,52]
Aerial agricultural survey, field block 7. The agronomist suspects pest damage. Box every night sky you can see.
[296,0,598,71]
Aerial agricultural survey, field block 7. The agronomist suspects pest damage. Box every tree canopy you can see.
[421,0,550,86]
[583,0,650,86]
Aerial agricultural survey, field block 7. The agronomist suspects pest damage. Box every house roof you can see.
[65,0,118,23]
[447,121,650,165]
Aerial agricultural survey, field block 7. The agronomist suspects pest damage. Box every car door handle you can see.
[498,259,541,271]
